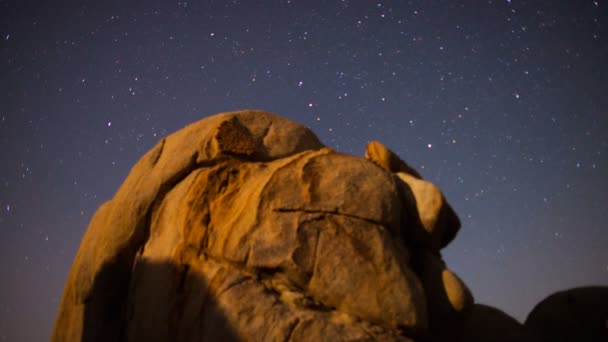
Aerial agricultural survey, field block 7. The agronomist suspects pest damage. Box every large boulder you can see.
[525,286,608,342]
[53,110,471,341]
[459,304,536,342]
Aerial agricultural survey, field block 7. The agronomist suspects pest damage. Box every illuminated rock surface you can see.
[54,110,478,341]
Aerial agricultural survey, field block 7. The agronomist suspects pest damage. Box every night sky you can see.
[1,0,607,340]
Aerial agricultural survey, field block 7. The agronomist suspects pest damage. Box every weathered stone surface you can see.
[412,250,473,341]
[525,286,608,342]
[53,110,324,341]
[53,110,472,341]
[365,141,460,251]
[459,304,536,342]
[365,140,422,178]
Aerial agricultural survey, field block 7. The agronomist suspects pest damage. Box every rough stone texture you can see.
[459,304,536,342]
[364,140,422,178]
[365,141,460,251]
[525,286,608,342]
[53,110,473,341]
[413,250,473,340]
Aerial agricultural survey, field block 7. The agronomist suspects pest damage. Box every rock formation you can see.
[459,304,536,342]
[53,110,607,341]
[53,110,474,341]
[524,286,608,342]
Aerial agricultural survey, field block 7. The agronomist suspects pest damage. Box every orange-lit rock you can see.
[54,110,473,341]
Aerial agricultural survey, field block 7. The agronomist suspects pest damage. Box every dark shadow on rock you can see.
[82,258,242,342]
[393,176,472,341]
[80,253,131,341]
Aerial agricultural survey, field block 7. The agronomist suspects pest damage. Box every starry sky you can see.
[1,0,607,340]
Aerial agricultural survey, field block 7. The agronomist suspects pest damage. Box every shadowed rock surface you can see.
[53,110,476,341]
[459,304,536,342]
[525,286,608,342]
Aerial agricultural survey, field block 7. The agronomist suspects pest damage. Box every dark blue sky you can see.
[1,1,607,340]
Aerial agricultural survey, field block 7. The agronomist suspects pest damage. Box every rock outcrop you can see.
[459,304,536,342]
[53,110,473,341]
[524,286,608,342]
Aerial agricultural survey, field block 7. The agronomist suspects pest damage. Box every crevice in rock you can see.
[177,263,190,293]
[273,207,388,229]
[198,250,333,310]
[245,150,327,261]
[150,138,166,166]
[214,275,251,299]
[283,318,300,342]
[260,119,272,145]
[311,227,321,290]
[300,155,320,204]
[187,246,416,340]
[199,211,211,251]
[138,151,200,258]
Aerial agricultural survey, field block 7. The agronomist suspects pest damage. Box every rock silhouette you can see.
[459,304,536,342]
[53,110,606,341]
[525,286,608,342]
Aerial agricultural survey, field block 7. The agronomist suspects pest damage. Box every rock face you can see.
[525,286,608,342]
[53,110,471,341]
